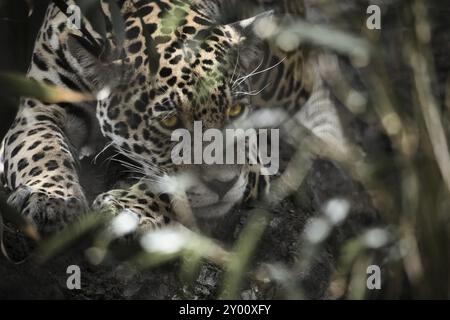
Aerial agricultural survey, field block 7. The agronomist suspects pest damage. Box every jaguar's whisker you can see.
[230,42,241,84]
[234,82,272,97]
[232,57,264,88]
[233,57,286,89]
[93,141,115,165]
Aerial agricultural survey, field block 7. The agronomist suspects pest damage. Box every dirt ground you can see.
[0,158,381,300]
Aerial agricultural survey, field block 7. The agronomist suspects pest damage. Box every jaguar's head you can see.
[69,2,275,218]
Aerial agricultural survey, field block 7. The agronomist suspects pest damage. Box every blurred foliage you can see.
[0,73,94,103]
[0,0,450,300]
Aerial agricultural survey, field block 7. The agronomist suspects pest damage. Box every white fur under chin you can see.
[188,173,246,219]
[154,169,246,219]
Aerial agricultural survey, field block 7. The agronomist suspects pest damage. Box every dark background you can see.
[0,1,52,138]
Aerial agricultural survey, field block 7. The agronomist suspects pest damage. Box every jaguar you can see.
[0,0,348,238]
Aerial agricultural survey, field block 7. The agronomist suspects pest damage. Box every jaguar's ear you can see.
[226,11,276,69]
[67,34,129,91]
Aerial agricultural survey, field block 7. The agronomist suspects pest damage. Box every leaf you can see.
[25,0,34,17]
[220,210,269,299]
[0,72,94,103]
[180,249,203,283]
[131,226,231,272]
[35,208,114,264]
[138,15,160,77]
[273,18,371,63]
[107,0,126,50]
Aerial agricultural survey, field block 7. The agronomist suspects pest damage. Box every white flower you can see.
[305,218,331,243]
[363,228,389,249]
[140,228,187,254]
[109,210,139,237]
[324,198,350,225]
[96,87,111,100]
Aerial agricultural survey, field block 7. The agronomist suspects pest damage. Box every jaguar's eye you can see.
[160,115,179,128]
[227,104,244,118]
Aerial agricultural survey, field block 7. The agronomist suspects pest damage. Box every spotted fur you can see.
[0,0,346,236]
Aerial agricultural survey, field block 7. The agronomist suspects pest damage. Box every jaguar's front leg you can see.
[92,180,178,234]
[93,175,202,237]
[2,100,88,235]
